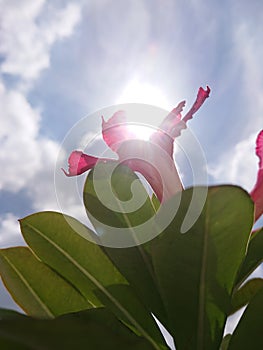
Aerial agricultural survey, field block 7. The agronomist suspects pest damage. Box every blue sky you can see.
[0,0,262,336]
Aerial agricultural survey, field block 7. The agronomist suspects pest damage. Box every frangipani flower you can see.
[63,86,210,202]
[251,130,263,221]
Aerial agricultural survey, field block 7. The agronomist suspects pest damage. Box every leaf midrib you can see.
[25,222,163,350]
[0,253,54,318]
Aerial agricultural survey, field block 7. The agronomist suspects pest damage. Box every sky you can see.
[0,0,262,342]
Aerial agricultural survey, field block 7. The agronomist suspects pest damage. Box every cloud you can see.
[209,132,258,191]
[230,3,263,133]
[0,0,83,248]
[0,213,25,248]
[0,79,87,223]
[0,82,61,193]
[0,0,81,82]
[0,82,42,192]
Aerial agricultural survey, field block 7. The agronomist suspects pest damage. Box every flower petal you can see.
[255,129,263,168]
[62,151,100,176]
[182,86,210,123]
[251,130,263,221]
[117,140,183,202]
[150,101,186,157]
[102,110,136,152]
[150,86,210,158]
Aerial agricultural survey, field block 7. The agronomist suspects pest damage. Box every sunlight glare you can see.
[116,78,170,109]
[128,124,154,141]
[116,78,171,133]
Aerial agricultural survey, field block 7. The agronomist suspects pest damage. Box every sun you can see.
[128,124,154,141]
[115,78,171,140]
[116,77,170,109]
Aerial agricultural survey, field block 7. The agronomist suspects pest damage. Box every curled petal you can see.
[150,101,186,157]
[157,101,186,133]
[251,130,263,221]
[102,110,136,152]
[150,86,210,158]
[182,86,210,123]
[62,151,100,176]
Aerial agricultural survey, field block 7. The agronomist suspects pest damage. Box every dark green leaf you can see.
[220,334,231,350]
[101,245,169,331]
[0,247,90,318]
[230,278,263,315]
[84,163,169,329]
[235,228,263,287]
[228,286,263,349]
[0,308,157,350]
[151,186,253,350]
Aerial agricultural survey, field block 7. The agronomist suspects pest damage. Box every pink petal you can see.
[102,110,136,152]
[62,151,100,176]
[251,130,263,221]
[156,101,186,134]
[255,129,263,168]
[150,101,186,157]
[117,140,183,202]
[150,86,210,158]
[182,86,210,123]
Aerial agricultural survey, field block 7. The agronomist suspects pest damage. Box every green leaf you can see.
[0,337,29,349]
[20,212,167,350]
[220,334,231,350]
[230,278,263,315]
[0,308,157,350]
[235,228,263,287]
[101,245,169,331]
[83,163,169,329]
[20,212,120,308]
[83,162,157,243]
[152,193,161,211]
[151,186,254,350]
[0,247,90,318]
[228,286,263,349]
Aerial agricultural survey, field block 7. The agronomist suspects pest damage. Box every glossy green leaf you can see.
[230,278,263,315]
[84,163,169,329]
[20,212,120,308]
[20,211,167,350]
[228,286,263,349]
[151,186,254,350]
[0,247,90,318]
[83,162,156,230]
[235,228,263,287]
[0,308,157,350]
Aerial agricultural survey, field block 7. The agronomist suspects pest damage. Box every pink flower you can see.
[62,86,210,202]
[250,130,263,221]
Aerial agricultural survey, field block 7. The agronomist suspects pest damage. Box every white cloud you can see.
[0,213,25,248]
[0,0,81,81]
[231,6,263,133]
[0,82,42,191]
[0,81,63,194]
[0,0,83,243]
[209,132,258,191]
